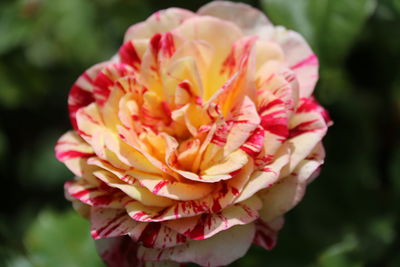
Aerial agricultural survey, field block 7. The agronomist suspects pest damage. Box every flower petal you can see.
[90,207,147,240]
[286,98,328,173]
[125,170,214,201]
[223,96,261,156]
[259,142,325,222]
[173,16,243,98]
[138,223,255,267]
[201,149,248,177]
[55,131,94,177]
[253,216,284,250]
[95,236,142,267]
[198,1,272,36]
[68,62,108,130]
[165,195,261,240]
[124,8,195,42]
[270,27,319,98]
[235,145,291,203]
[92,169,174,208]
[65,179,126,208]
[137,223,187,249]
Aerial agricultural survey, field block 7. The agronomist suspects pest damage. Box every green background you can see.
[0,0,399,266]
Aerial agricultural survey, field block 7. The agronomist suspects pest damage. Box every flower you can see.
[55,1,332,266]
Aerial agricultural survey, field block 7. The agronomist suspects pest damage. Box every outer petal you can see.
[270,27,319,98]
[235,145,291,203]
[164,195,261,240]
[96,236,142,267]
[126,161,254,222]
[285,98,328,173]
[65,179,126,209]
[198,1,272,36]
[90,207,147,240]
[55,131,94,177]
[137,223,187,249]
[253,216,284,250]
[259,143,325,222]
[68,62,108,130]
[124,8,195,42]
[138,223,255,267]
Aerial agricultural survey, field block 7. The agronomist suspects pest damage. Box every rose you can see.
[55,1,331,266]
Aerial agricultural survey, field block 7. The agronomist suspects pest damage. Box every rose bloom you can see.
[55,1,332,266]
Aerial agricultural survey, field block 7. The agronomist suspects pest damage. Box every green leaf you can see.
[24,209,104,267]
[0,246,32,267]
[316,233,362,267]
[261,0,377,65]
[0,64,22,108]
[0,2,32,56]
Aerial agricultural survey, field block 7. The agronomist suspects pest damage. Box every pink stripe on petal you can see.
[290,54,318,70]
[119,41,142,71]
[253,217,284,251]
[69,85,95,130]
[93,72,113,106]
[56,149,93,161]
[288,119,318,138]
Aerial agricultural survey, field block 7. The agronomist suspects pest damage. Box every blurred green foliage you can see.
[0,0,399,266]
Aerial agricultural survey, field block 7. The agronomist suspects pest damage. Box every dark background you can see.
[0,0,399,266]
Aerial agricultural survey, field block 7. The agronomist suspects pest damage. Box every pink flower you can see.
[55,1,332,266]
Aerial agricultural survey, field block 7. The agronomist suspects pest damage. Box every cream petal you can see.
[215,37,258,114]
[124,8,195,42]
[103,131,163,174]
[68,62,108,130]
[92,63,135,106]
[137,223,187,249]
[254,40,285,71]
[76,102,103,143]
[125,200,166,222]
[90,207,147,240]
[165,195,261,240]
[92,169,174,208]
[173,16,243,98]
[116,125,173,177]
[197,1,272,36]
[201,149,248,177]
[101,83,125,131]
[55,131,94,177]
[270,27,319,98]
[256,60,299,116]
[162,56,204,106]
[259,142,325,222]
[253,216,284,250]
[285,100,328,174]
[139,33,182,98]
[235,145,291,203]
[64,179,126,209]
[138,223,255,267]
[223,96,261,156]
[125,170,214,201]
